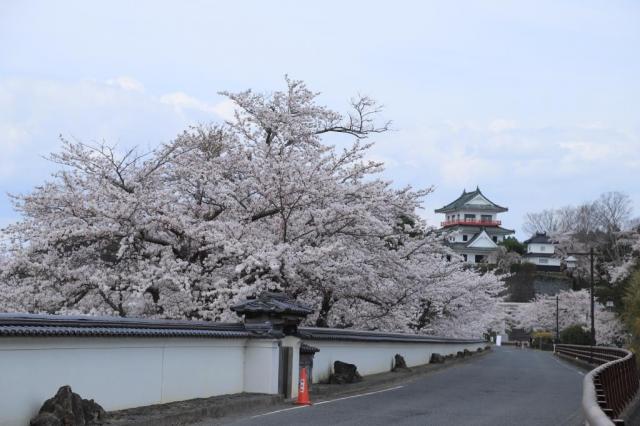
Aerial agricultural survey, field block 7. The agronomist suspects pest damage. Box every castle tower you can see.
[435,187,514,264]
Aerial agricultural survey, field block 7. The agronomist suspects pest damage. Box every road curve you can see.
[220,346,585,426]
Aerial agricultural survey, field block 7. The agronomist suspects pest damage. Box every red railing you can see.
[440,219,501,228]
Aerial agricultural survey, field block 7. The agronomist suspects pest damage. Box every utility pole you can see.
[556,294,560,344]
[590,247,595,347]
[568,248,597,363]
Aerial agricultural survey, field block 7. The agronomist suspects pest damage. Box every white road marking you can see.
[250,405,307,418]
[314,385,405,405]
[250,385,405,418]
[552,355,585,376]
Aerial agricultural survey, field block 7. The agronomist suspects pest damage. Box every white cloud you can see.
[0,76,244,226]
[488,119,517,133]
[394,120,639,184]
[1,78,638,236]
[0,77,235,186]
[439,152,497,187]
[211,98,238,121]
[367,119,640,237]
[159,92,237,120]
[0,123,28,152]
[559,141,613,162]
[0,123,30,178]
[106,76,145,92]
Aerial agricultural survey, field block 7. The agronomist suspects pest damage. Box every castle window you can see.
[462,234,468,241]
[463,254,467,261]
[492,236,498,243]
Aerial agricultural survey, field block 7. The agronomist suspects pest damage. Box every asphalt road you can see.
[219,347,585,426]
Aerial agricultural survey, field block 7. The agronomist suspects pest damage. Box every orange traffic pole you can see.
[295,367,312,405]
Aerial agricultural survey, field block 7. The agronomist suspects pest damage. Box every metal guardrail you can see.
[555,344,639,425]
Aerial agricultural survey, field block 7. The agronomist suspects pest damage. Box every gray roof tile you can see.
[523,232,554,244]
[299,327,484,344]
[435,187,507,213]
[231,292,313,316]
[0,313,251,338]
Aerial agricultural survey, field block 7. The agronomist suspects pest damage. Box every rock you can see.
[82,399,106,424]
[485,345,491,351]
[456,351,465,358]
[30,413,62,426]
[477,347,483,352]
[463,349,472,356]
[392,354,410,372]
[429,353,445,364]
[30,385,106,426]
[329,361,362,384]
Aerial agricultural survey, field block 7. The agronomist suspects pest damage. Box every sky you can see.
[1,0,639,238]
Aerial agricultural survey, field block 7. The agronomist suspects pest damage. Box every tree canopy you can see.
[0,79,504,337]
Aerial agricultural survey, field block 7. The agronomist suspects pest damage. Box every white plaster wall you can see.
[467,211,496,221]
[305,340,485,383]
[244,339,280,395]
[450,231,502,245]
[526,256,561,266]
[527,243,555,254]
[459,251,497,264]
[447,211,497,222]
[0,336,279,426]
[0,334,485,425]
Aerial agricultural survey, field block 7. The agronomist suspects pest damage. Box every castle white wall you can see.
[0,336,279,426]
[0,331,486,425]
[445,211,497,222]
[449,231,503,244]
[305,339,485,383]
[527,243,555,254]
[525,256,562,266]
[456,250,498,264]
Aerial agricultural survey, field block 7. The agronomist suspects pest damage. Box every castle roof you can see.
[435,187,508,214]
[523,232,553,245]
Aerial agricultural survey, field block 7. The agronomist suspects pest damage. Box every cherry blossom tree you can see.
[0,78,504,337]
[524,195,640,285]
[516,290,624,345]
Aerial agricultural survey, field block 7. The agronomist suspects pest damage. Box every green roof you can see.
[435,187,508,213]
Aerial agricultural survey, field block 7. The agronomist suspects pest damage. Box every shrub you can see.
[531,331,554,349]
[560,324,591,345]
[501,236,526,255]
[623,269,640,354]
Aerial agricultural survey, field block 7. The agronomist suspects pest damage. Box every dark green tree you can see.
[560,324,591,345]
[500,236,525,255]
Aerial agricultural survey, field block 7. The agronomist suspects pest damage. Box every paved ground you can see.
[206,347,585,426]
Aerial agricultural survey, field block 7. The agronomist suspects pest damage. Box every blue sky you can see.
[1,0,639,238]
